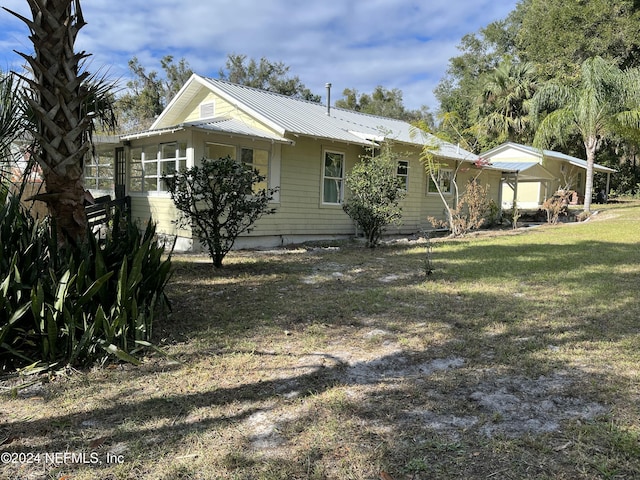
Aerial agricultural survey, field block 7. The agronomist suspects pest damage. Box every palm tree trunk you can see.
[584,136,597,213]
[5,0,91,246]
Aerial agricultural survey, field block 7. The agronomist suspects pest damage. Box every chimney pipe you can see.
[325,83,332,116]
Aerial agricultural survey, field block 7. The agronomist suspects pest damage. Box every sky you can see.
[0,0,520,112]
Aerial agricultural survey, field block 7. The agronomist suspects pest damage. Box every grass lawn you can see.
[2,200,640,479]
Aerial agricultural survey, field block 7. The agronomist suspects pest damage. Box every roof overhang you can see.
[120,119,294,145]
[491,161,556,181]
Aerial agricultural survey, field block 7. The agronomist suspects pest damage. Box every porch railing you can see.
[86,195,131,229]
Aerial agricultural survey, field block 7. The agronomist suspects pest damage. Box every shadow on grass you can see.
[2,286,639,478]
[3,226,640,478]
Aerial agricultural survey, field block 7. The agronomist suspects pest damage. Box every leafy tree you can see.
[116,55,193,132]
[516,0,640,79]
[219,54,321,102]
[531,56,640,212]
[434,15,521,149]
[4,0,116,247]
[342,142,406,247]
[472,57,539,148]
[164,157,278,267]
[335,86,434,124]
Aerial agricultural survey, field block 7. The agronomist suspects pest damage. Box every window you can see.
[322,150,344,204]
[397,160,409,190]
[241,147,269,192]
[427,169,454,194]
[204,143,272,194]
[84,150,114,191]
[128,147,144,193]
[205,142,235,161]
[128,142,187,193]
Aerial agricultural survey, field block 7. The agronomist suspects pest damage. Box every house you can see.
[482,142,616,209]
[89,75,508,250]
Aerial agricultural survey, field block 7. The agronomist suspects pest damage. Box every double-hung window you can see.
[157,142,187,192]
[427,169,454,194]
[397,160,409,191]
[322,150,344,204]
[241,147,269,192]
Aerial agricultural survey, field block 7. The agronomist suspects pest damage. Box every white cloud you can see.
[0,0,519,110]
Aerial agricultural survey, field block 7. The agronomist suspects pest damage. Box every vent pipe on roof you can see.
[325,83,332,116]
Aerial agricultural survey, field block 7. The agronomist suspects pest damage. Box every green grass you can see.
[1,200,640,479]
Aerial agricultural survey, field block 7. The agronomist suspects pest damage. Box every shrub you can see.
[164,156,278,267]
[542,190,571,224]
[0,186,172,371]
[343,143,405,247]
[428,180,492,236]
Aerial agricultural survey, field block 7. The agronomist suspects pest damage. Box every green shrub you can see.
[0,187,172,371]
[164,156,278,267]
[343,143,405,247]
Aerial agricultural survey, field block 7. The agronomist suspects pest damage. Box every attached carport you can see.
[490,161,557,208]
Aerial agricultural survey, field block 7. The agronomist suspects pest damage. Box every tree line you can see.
[114,53,435,132]
[434,0,640,200]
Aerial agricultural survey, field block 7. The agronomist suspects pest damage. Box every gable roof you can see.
[143,74,478,163]
[483,141,616,174]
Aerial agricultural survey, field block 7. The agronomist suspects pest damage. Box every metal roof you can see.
[150,75,479,163]
[183,118,293,144]
[490,161,556,180]
[490,161,539,172]
[482,142,616,173]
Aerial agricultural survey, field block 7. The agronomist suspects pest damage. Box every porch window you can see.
[397,160,409,191]
[129,142,187,193]
[84,150,114,192]
[322,150,344,204]
[128,146,144,193]
[427,169,453,194]
[205,142,236,161]
[241,147,269,192]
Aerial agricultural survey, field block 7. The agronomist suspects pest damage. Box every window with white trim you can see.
[205,142,235,161]
[241,147,269,192]
[204,143,272,193]
[84,150,114,192]
[397,160,409,190]
[322,150,344,204]
[128,142,187,193]
[427,169,454,194]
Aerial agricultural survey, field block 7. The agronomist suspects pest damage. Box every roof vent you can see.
[325,83,332,116]
[200,101,215,119]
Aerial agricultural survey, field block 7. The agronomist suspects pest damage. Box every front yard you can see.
[2,201,640,479]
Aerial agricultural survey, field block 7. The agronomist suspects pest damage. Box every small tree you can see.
[343,142,405,247]
[427,179,492,236]
[164,156,278,267]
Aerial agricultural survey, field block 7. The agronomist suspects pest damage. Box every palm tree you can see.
[531,56,640,212]
[4,0,116,247]
[0,70,27,176]
[473,57,539,147]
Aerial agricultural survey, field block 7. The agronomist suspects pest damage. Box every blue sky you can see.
[0,0,520,112]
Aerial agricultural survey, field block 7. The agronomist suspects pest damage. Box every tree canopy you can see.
[219,54,321,102]
[435,0,640,198]
[531,56,640,212]
[115,55,193,132]
[335,86,434,124]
